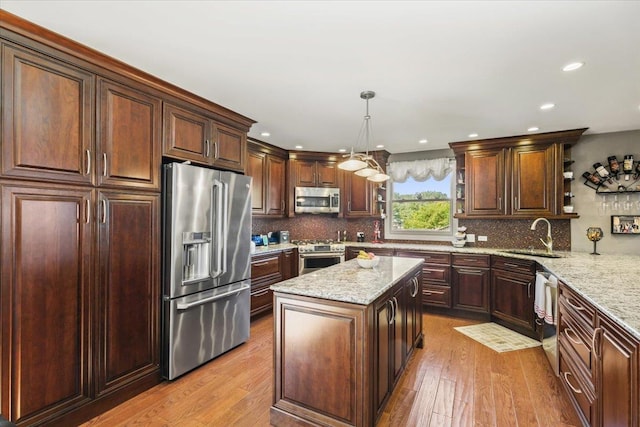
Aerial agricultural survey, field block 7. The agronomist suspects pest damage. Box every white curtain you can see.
[387,158,452,182]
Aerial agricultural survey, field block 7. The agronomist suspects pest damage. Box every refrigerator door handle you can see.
[175,284,250,310]
[210,179,225,278]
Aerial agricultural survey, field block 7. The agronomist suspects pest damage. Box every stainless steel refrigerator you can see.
[162,162,251,380]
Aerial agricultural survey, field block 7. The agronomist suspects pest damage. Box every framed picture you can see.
[611,215,640,234]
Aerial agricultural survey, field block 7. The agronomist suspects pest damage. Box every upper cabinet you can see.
[162,101,247,173]
[292,159,339,187]
[343,172,375,217]
[247,139,287,217]
[1,43,95,185]
[450,128,587,219]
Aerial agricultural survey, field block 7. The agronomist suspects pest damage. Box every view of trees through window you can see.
[390,175,452,232]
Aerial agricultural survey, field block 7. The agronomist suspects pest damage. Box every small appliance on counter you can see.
[252,234,265,246]
[267,232,279,245]
[356,231,365,242]
[279,231,290,244]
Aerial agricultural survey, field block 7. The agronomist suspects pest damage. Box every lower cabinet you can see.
[490,256,536,338]
[394,250,451,309]
[0,182,160,426]
[250,249,298,317]
[451,254,490,314]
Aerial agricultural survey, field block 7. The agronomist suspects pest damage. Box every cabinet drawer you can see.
[423,265,450,284]
[423,285,451,308]
[250,282,273,315]
[491,255,536,275]
[251,254,281,279]
[558,314,594,383]
[451,253,490,268]
[395,250,450,265]
[559,351,596,426]
[559,283,596,329]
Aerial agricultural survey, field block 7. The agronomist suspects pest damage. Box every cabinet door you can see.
[452,266,490,313]
[267,155,286,216]
[162,102,210,164]
[344,173,374,217]
[391,285,405,382]
[294,160,317,187]
[405,273,422,354]
[511,144,555,216]
[282,249,298,280]
[247,149,267,215]
[97,79,161,190]
[316,161,339,187]
[1,44,94,185]
[95,191,160,397]
[465,149,505,216]
[374,296,392,414]
[598,314,639,427]
[211,122,246,172]
[490,269,536,337]
[1,183,92,424]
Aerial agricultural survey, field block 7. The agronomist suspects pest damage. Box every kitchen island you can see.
[270,256,423,427]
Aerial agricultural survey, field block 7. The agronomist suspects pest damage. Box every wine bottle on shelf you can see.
[623,155,634,174]
[608,155,620,176]
[582,171,603,186]
[593,162,610,178]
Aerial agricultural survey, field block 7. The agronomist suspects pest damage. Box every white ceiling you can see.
[3,1,640,154]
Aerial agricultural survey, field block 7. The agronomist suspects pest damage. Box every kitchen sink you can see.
[499,249,564,258]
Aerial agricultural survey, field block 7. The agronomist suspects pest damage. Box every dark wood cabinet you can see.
[95,191,160,398]
[163,102,246,172]
[450,129,586,218]
[97,78,161,190]
[293,159,339,187]
[281,248,298,280]
[247,139,287,217]
[490,256,536,338]
[343,172,376,217]
[451,254,490,314]
[1,183,94,425]
[345,246,394,260]
[1,44,95,185]
[250,252,283,317]
[396,250,452,308]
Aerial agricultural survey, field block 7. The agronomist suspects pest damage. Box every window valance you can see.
[387,158,453,182]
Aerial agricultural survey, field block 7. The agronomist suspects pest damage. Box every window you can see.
[384,159,456,241]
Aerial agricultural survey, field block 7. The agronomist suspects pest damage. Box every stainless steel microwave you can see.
[294,187,340,214]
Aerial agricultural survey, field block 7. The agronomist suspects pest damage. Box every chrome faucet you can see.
[530,218,553,254]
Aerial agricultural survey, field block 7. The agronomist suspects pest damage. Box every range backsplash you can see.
[253,216,571,250]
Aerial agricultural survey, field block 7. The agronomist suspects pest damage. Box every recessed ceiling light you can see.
[260,132,271,137]
[563,62,584,72]
[419,139,428,144]
[528,127,539,132]
[376,144,384,149]
[295,145,303,149]
[338,148,347,153]
[468,133,478,138]
[540,103,555,110]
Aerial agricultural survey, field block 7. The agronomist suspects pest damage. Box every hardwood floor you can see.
[81,313,580,427]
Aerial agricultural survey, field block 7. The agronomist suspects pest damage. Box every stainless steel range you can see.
[295,240,345,275]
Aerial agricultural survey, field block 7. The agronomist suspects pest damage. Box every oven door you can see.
[299,252,344,275]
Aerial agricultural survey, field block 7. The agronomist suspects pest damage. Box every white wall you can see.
[571,130,640,254]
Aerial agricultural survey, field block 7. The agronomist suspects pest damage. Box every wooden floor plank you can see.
[81,312,581,427]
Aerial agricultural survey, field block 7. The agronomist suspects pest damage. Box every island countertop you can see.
[270,256,423,305]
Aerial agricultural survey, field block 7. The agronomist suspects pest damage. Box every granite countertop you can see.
[270,256,423,306]
[251,243,297,256]
[254,240,640,339]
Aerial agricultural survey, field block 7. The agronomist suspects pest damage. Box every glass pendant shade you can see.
[368,172,390,182]
[354,166,379,177]
[338,157,367,171]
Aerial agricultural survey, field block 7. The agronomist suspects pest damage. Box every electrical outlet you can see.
[478,235,488,242]
[466,233,476,242]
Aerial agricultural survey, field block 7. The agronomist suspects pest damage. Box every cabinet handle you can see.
[281,200,285,211]
[348,201,351,211]
[214,141,219,159]
[527,281,532,298]
[457,268,481,274]
[392,297,398,322]
[101,199,107,224]
[102,153,107,177]
[592,327,602,359]
[253,261,270,267]
[387,300,394,325]
[85,149,91,175]
[425,290,446,295]
[461,258,479,262]
[252,289,269,297]
[565,298,585,312]
[503,263,521,268]
[205,139,210,157]
[514,196,518,209]
[85,199,90,224]
[410,277,419,297]
[563,328,584,346]
[498,196,502,210]
[563,372,582,394]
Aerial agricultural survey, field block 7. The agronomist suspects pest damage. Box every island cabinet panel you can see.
[451,254,490,314]
[0,183,93,426]
[96,78,161,190]
[1,43,95,185]
[272,295,368,427]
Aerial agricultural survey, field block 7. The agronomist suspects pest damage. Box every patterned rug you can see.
[453,322,542,353]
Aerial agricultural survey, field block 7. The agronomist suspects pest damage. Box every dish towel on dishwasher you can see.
[534,272,558,325]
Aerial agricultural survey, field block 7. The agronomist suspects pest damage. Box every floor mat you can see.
[454,322,542,353]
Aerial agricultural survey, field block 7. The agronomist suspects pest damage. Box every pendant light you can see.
[337,91,390,182]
